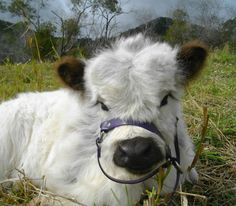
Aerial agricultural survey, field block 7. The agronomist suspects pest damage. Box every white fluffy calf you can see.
[0,34,207,206]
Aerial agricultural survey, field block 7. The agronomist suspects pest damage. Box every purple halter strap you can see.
[96,117,183,186]
[100,118,163,137]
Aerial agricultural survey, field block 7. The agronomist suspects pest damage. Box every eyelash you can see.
[97,101,109,111]
[160,94,169,107]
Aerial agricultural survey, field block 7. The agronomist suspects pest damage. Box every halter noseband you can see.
[99,118,163,137]
[96,118,183,188]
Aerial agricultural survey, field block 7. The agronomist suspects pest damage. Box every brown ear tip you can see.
[177,40,209,83]
[178,41,209,65]
[54,56,86,81]
[182,40,209,55]
[55,56,84,70]
[54,56,86,91]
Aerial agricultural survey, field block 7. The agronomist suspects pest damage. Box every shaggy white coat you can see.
[0,34,198,206]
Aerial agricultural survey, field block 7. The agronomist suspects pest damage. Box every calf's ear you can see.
[177,41,208,84]
[55,56,85,91]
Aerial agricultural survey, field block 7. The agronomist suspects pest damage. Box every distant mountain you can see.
[222,17,236,42]
[76,17,174,57]
[0,16,235,63]
[121,17,173,38]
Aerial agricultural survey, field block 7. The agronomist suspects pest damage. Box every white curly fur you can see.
[0,34,200,206]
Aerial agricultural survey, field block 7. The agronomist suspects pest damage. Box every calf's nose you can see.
[113,136,164,173]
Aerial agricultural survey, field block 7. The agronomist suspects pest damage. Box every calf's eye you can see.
[160,94,169,107]
[100,102,109,111]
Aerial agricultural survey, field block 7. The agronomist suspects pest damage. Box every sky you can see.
[0,0,236,36]
[118,0,236,29]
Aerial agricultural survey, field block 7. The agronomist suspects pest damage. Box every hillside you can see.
[121,17,173,37]
[0,16,236,63]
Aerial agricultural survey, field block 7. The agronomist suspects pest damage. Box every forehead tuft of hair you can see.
[115,34,152,52]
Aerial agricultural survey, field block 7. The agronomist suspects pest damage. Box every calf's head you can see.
[55,35,207,179]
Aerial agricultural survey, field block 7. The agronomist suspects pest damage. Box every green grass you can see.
[0,61,60,100]
[183,46,236,206]
[0,48,235,206]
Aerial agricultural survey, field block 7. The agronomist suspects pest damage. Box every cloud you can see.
[1,0,235,36]
[50,0,72,16]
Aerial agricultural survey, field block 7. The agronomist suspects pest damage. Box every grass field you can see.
[0,47,235,206]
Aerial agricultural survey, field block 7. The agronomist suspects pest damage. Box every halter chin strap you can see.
[96,117,182,189]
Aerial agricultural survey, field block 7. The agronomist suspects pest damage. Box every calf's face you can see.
[56,35,207,178]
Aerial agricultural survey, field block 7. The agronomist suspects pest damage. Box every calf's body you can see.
[0,90,144,205]
[0,34,207,206]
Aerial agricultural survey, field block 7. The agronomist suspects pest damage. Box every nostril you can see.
[113,144,129,167]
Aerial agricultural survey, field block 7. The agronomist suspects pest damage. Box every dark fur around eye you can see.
[100,102,109,111]
[160,94,169,107]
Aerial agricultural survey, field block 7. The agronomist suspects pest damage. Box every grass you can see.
[0,61,60,100]
[182,46,236,206]
[0,48,235,206]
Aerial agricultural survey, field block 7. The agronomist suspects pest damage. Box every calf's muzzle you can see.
[113,136,166,173]
[96,117,182,185]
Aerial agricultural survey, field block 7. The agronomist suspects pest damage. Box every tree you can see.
[52,11,81,56]
[28,22,56,60]
[52,0,123,55]
[165,9,191,45]
[222,17,236,50]
[51,0,91,56]
[0,0,125,60]
[92,0,122,40]
[2,0,47,30]
[187,0,224,46]
[90,0,122,40]
[0,0,58,60]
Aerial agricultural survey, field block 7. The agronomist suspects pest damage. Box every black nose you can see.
[113,137,165,173]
